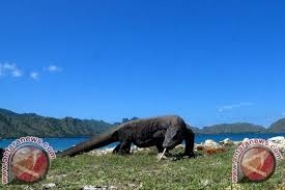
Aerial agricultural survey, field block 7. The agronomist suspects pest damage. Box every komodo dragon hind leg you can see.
[112,140,131,155]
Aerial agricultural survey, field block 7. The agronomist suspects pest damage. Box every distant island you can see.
[0,108,285,138]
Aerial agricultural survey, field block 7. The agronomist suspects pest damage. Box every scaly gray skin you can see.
[0,148,4,160]
[57,115,195,158]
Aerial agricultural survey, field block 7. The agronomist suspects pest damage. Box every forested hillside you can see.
[0,108,113,138]
[267,118,285,133]
[0,108,284,138]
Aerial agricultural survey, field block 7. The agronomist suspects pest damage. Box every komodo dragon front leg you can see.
[183,128,195,158]
[172,128,196,160]
[153,130,172,157]
[112,140,132,154]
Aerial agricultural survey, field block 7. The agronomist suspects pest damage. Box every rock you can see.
[267,136,285,153]
[88,150,104,156]
[131,146,151,153]
[195,144,204,151]
[88,148,113,156]
[220,138,234,146]
[233,141,242,146]
[195,142,226,156]
[42,183,56,189]
[204,139,219,147]
[131,145,138,153]
[268,136,285,142]
[203,146,226,156]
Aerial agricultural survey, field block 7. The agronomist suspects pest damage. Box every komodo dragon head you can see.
[162,127,184,150]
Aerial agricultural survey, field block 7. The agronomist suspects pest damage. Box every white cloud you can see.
[3,63,17,70]
[46,65,61,72]
[282,112,285,116]
[0,62,63,80]
[218,102,254,112]
[0,63,23,78]
[11,69,23,77]
[30,72,39,80]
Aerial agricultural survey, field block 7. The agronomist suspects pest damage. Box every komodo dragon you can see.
[57,115,195,158]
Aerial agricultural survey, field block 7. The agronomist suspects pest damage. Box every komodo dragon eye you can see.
[172,134,178,140]
[169,130,180,140]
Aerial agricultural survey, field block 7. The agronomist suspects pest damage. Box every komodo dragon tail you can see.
[57,132,116,157]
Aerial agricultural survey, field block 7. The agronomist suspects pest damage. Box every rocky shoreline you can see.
[85,135,285,156]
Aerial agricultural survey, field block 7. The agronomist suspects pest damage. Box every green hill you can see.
[198,122,266,134]
[0,108,113,138]
[267,117,285,133]
[1,108,284,138]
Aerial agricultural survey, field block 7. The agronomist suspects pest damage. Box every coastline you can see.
[85,135,285,156]
[1,133,285,152]
[1,132,285,139]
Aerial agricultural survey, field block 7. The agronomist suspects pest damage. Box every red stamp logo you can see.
[10,144,50,183]
[2,136,56,184]
[232,138,283,183]
[240,146,276,182]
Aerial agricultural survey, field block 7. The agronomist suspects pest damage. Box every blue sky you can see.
[0,1,284,128]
